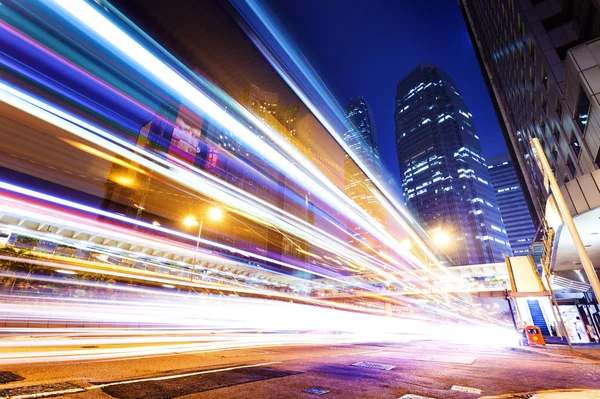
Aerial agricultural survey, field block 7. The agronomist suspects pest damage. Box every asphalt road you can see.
[0,338,599,399]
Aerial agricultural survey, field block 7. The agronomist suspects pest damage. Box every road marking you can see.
[305,387,330,395]
[2,384,85,399]
[399,395,437,399]
[451,385,482,394]
[88,361,281,389]
[2,362,281,399]
[366,351,476,364]
[352,361,396,370]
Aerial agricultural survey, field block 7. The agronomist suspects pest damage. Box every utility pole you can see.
[504,288,518,330]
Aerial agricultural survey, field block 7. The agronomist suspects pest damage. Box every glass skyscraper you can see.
[394,64,511,265]
[344,97,387,245]
[345,97,379,161]
[488,153,536,256]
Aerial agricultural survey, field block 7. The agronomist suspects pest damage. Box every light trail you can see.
[0,286,515,365]
[0,0,448,289]
[0,187,489,319]
[234,0,449,271]
[0,83,410,287]
[0,0,510,352]
[47,0,445,280]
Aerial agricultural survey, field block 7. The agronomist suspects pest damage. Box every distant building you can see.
[343,97,386,245]
[488,153,536,256]
[241,84,278,123]
[345,97,379,162]
[394,64,511,265]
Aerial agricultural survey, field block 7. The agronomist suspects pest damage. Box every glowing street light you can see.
[433,231,451,247]
[207,206,224,222]
[183,215,199,227]
[184,206,224,281]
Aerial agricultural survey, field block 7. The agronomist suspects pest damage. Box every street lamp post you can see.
[184,207,224,282]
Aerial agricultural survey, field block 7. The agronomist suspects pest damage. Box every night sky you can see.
[267,0,507,177]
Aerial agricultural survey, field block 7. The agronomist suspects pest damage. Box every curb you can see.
[479,388,600,398]
[508,345,600,362]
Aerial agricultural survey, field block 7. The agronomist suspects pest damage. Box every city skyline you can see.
[0,1,599,395]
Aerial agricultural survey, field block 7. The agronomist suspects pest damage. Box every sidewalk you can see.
[510,342,600,361]
[532,391,600,398]
[480,390,600,398]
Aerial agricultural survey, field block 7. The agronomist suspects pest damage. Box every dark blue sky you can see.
[268,0,507,175]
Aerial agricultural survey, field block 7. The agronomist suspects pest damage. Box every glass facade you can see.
[460,0,600,225]
[395,64,511,265]
[343,98,387,245]
[487,153,536,256]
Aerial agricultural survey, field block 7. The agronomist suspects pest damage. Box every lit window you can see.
[570,133,581,159]
[575,88,590,132]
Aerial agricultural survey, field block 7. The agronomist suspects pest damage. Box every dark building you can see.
[488,153,536,256]
[395,64,511,265]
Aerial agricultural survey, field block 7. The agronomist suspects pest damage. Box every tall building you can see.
[459,0,600,227]
[461,0,600,338]
[394,64,511,265]
[343,97,387,245]
[488,153,536,256]
[345,97,380,162]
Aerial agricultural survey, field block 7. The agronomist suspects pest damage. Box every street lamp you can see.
[184,206,224,281]
[433,230,451,247]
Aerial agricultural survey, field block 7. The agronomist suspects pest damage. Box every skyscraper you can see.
[459,0,600,227]
[488,153,536,256]
[394,64,511,265]
[343,97,386,245]
[345,97,379,162]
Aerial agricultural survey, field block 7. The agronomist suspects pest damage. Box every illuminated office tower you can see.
[343,97,387,245]
[488,153,536,256]
[345,97,379,162]
[394,64,511,265]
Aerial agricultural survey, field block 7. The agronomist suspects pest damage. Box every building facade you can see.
[394,64,511,266]
[459,0,600,226]
[343,97,387,245]
[345,97,380,162]
[488,153,537,256]
[461,0,600,340]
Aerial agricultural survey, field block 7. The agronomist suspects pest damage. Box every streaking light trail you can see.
[0,0,510,365]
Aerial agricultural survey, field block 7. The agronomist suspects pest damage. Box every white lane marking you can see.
[5,362,281,399]
[6,386,85,399]
[88,361,281,389]
[451,385,482,394]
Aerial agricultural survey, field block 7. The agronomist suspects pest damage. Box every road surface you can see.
[0,337,598,398]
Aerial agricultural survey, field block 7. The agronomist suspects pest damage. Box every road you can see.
[0,337,598,399]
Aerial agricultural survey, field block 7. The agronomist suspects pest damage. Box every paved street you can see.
[0,339,599,399]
